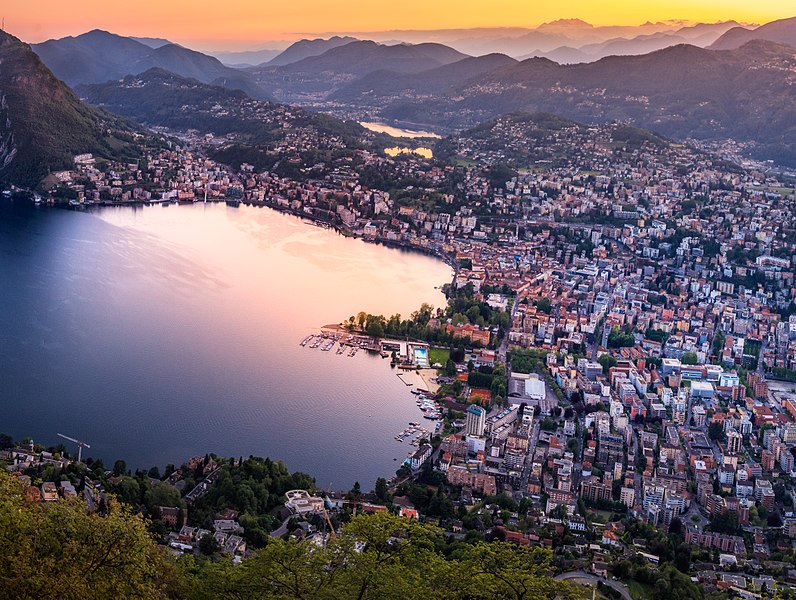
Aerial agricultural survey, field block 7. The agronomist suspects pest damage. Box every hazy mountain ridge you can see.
[32,30,268,99]
[331,53,518,102]
[525,21,742,63]
[210,48,283,68]
[266,36,359,66]
[340,19,749,59]
[367,41,796,166]
[0,31,143,188]
[710,16,796,50]
[248,40,470,103]
[130,36,173,49]
[76,68,365,145]
[270,40,468,75]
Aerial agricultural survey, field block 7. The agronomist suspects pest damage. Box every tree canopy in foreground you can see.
[0,471,582,599]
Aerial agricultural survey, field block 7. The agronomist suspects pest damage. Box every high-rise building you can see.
[580,477,611,502]
[620,486,635,508]
[466,405,486,437]
[597,432,624,465]
[780,450,795,474]
[643,484,666,513]
[726,428,742,454]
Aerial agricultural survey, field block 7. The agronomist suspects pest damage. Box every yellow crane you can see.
[322,507,336,544]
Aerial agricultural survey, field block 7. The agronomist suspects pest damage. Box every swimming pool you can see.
[414,348,429,367]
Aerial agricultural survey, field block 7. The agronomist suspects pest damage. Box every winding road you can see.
[555,571,634,600]
[270,515,298,538]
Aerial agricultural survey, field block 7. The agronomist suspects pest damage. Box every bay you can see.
[0,201,451,488]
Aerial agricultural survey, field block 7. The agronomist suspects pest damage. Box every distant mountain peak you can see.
[537,18,593,31]
[0,30,140,188]
[266,36,359,66]
[710,16,796,50]
[31,31,267,99]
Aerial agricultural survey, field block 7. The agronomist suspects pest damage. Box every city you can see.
[2,3,796,599]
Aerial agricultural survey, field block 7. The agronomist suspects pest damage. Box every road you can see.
[756,334,768,378]
[270,515,298,538]
[683,499,709,528]
[517,422,540,498]
[555,571,633,600]
[590,294,616,361]
[498,289,524,364]
[630,427,642,509]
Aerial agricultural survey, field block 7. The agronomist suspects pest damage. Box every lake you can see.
[0,201,451,489]
[360,121,441,139]
[384,147,434,159]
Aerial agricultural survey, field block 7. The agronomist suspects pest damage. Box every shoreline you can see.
[298,327,444,475]
[41,196,461,276]
[8,196,453,485]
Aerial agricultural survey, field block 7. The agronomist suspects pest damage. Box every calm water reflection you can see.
[0,201,450,488]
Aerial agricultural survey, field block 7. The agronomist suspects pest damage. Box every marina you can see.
[298,330,444,450]
[394,423,433,446]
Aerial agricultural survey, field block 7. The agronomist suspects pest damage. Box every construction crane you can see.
[322,507,336,545]
[57,433,90,463]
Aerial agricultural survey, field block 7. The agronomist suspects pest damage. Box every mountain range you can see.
[265,36,359,66]
[247,40,470,103]
[210,48,282,68]
[209,19,746,68]
[0,31,142,188]
[76,68,365,147]
[336,19,748,60]
[32,30,268,99]
[364,40,796,166]
[710,16,796,50]
[3,14,796,182]
[76,68,250,132]
[522,21,743,63]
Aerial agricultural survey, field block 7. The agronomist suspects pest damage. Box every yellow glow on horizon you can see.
[6,0,794,49]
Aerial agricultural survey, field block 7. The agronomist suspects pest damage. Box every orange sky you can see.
[5,0,794,50]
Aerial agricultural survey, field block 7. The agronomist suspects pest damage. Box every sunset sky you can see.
[6,0,794,50]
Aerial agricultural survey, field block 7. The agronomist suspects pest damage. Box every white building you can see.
[285,490,325,515]
[466,405,486,437]
[524,376,546,402]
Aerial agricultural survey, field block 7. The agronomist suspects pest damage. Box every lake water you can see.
[360,121,441,139]
[0,201,451,489]
[384,147,434,159]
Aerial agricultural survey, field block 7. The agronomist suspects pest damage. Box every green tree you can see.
[445,359,457,377]
[682,352,699,365]
[598,354,617,375]
[144,481,184,511]
[374,477,389,502]
[464,542,579,600]
[0,471,177,599]
[366,320,385,338]
[349,481,362,500]
[198,533,221,556]
[536,297,552,314]
[708,421,724,441]
[333,512,447,599]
